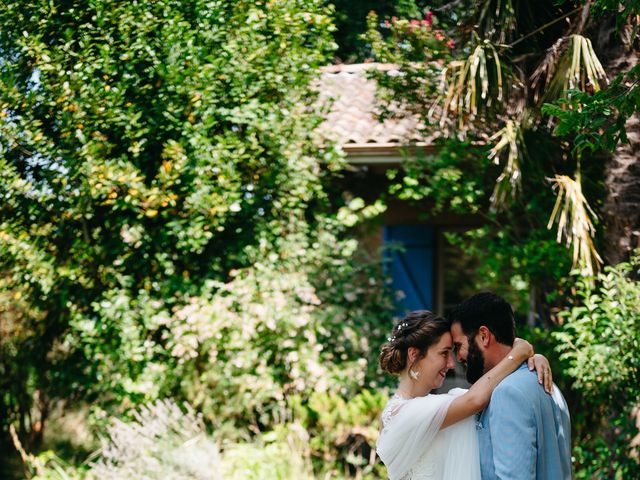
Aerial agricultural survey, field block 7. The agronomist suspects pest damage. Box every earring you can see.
[409,369,420,380]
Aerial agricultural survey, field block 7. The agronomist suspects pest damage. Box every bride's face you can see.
[414,332,455,392]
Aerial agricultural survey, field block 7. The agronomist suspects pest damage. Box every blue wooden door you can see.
[384,225,434,312]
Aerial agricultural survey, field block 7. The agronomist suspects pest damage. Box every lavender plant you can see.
[89,400,220,480]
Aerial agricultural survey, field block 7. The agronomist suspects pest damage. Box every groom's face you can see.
[451,321,487,384]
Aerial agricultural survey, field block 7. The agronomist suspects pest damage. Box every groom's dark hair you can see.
[449,292,516,345]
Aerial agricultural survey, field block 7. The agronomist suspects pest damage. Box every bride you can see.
[376,310,551,480]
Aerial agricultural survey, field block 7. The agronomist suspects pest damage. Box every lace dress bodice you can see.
[380,393,408,433]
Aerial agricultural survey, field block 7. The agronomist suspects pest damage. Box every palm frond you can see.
[530,37,569,100]
[438,39,506,129]
[478,0,517,44]
[489,119,526,209]
[532,34,607,103]
[547,174,602,275]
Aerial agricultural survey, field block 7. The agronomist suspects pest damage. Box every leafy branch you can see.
[542,64,640,155]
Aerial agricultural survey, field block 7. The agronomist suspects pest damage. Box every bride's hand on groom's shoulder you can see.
[528,353,553,394]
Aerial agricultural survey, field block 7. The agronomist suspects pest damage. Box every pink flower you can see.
[391,16,397,23]
[435,30,445,41]
[425,11,433,26]
[447,39,456,48]
[410,19,420,26]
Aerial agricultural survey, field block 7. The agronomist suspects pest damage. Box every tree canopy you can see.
[0,1,393,464]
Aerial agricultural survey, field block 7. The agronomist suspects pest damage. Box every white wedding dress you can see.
[376,388,481,480]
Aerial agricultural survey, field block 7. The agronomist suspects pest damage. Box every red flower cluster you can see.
[387,12,434,30]
[382,10,455,48]
[425,11,433,27]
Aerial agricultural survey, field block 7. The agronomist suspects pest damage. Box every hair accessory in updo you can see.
[387,321,409,342]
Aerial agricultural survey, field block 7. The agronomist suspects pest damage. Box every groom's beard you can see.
[464,336,486,384]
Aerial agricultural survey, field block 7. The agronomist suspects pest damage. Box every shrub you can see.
[302,389,388,478]
[24,397,388,480]
[554,254,640,478]
[89,400,220,480]
[0,0,338,425]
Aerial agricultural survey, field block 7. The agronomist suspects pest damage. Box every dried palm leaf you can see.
[530,37,570,102]
[532,34,607,104]
[437,39,506,129]
[547,174,602,275]
[489,119,526,209]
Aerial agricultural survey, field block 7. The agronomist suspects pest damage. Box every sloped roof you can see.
[318,63,430,156]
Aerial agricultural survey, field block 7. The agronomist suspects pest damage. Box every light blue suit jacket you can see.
[476,363,572,480]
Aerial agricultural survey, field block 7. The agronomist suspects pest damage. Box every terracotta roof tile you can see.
[317,63,429,151]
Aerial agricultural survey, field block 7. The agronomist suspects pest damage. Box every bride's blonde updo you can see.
[379,310,451,375]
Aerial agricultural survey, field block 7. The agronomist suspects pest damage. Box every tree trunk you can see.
[597,19,640,264]
[604,113,640,264]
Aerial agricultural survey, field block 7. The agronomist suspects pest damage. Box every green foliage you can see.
[555,257,639,397]
[385,139,488,214]
[588,0,640,27]
[0,4,402,480]
[156,248,392,439]
[25,392,390,480]
[554,255,640,478]
[221,424,314,479]
[362,1,615,307]
[331,0,396,62]
[364,10,453,121]
[88,399,220,480]
[330,0,431,62]
[376,133,577,316]
[0,5,399,478]
[301,389,388,478]
[439,227,574,321]
[542,64,640,157]
[26,400,314,480]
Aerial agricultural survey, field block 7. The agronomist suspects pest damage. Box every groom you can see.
[449,292,572,480]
